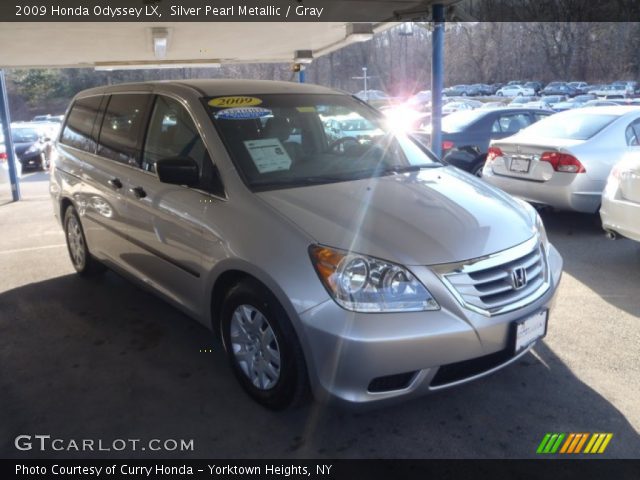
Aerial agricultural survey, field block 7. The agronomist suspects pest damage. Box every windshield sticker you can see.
[215,107,272,120]
[244,138,292,174]
[296,106,316,113]
[208,96,263,108]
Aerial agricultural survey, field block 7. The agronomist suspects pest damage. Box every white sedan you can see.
[601,154,640,242]
[496,85,535,97]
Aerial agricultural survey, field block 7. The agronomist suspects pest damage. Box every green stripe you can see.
[537,433,552,454]
[550,433,566,453]
[543,434,559,453]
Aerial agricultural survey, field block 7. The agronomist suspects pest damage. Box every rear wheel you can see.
[220,280,309,409]
[63,205,106,276]
[472,161,485,177]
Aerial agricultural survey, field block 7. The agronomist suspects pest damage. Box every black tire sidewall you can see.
[220,281,306,410]
[64,206,87,273]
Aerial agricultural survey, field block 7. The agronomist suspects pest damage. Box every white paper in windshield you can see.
[244,138,292,174]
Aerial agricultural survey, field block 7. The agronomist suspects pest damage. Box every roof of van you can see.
[76,79,341,98]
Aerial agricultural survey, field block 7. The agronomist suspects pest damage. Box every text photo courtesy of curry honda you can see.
[0,1,639,473]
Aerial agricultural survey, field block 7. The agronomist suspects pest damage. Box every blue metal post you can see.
[298,68,306,83]
[431,4,445,159]
[0,70,20,201]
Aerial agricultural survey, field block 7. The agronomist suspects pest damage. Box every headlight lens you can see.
[309,245,439,312]
[535,211,550,252]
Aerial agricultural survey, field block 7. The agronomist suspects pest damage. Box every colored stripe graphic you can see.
[537,433,612,454]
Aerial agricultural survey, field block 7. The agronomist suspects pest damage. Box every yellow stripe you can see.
[574,433,589,453]
[584,434,598,453]
[598,434,613,453]
[590,434,606,454]
[560,433,575,454]
[567,434,581,453]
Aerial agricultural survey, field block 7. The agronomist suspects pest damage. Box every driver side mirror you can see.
[156,156,199,187]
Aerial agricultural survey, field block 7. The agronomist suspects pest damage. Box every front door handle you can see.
[107,178,122,189]
[129,186,147,199]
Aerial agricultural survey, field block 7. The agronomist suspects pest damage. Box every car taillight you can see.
[442,140,455,151]
[0,152,7,162]
[486,146,503,164]
[540,151,586,173]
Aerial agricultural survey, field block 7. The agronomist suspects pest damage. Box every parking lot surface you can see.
[1,172,639,458]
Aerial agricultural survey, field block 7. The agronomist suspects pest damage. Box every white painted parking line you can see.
[0,244,66,255]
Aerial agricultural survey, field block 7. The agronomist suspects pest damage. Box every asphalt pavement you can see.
[1,171,639,459]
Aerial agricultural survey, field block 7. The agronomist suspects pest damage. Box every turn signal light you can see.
[540,151,586,173]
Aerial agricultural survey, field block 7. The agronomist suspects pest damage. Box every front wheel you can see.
[63,205,106,276]
[220,280,309,409]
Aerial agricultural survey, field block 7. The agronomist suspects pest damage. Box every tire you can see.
[517,92,523,97]
[497,92,503,97]
[63,205,106,276]
[220,279,310,410]
[472,161,485,177]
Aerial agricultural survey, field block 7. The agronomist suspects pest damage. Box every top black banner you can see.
[2,0,640,22]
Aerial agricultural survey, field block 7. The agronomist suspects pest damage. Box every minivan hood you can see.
[257,166,536,266]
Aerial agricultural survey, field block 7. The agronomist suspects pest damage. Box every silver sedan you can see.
[482,106,640,213]
[601,154,640,242]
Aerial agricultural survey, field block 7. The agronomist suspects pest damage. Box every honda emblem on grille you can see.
[510,267,527,290]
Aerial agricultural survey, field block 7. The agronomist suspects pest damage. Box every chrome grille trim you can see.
[432,235,550,316]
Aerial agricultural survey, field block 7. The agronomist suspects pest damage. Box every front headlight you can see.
[535,211,550,253]
[309,245,439,313]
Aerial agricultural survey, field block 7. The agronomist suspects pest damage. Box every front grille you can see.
[430,348,514,387]
[440,239,548,315]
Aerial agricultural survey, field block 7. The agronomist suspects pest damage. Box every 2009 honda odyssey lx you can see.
[51,80,563,409]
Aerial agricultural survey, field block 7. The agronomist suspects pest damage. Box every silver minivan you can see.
[51,80,563,409]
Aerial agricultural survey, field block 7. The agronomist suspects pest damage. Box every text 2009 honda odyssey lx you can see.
[50,80,562,409]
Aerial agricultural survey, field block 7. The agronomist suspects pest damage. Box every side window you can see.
[494,113,532,134]
[625,119,640,146]
[97,94,152,166]
[143,96,222,195]
[142,96,208,173]
[532,112,550,123]
[60,96,103,152]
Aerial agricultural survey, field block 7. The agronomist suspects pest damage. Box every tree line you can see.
[6,22,640,120]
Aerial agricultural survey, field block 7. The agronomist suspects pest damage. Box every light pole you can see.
[352,67,377,99]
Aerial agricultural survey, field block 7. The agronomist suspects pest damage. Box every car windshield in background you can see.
[206,94,440,191]
[441,109,486,132]
[521,112,618,140]
[11,128,39,143]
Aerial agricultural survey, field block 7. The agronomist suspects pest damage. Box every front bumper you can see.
[483,168,603,213]
[298,243,563,407]
[18,150,44,168]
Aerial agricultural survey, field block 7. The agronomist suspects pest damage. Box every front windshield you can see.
[206,93,440,191]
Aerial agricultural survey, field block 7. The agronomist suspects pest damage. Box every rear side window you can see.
[60,96,103,152]
[626,119,640,146]
[97,94,152,166]
[492,113,531,134]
